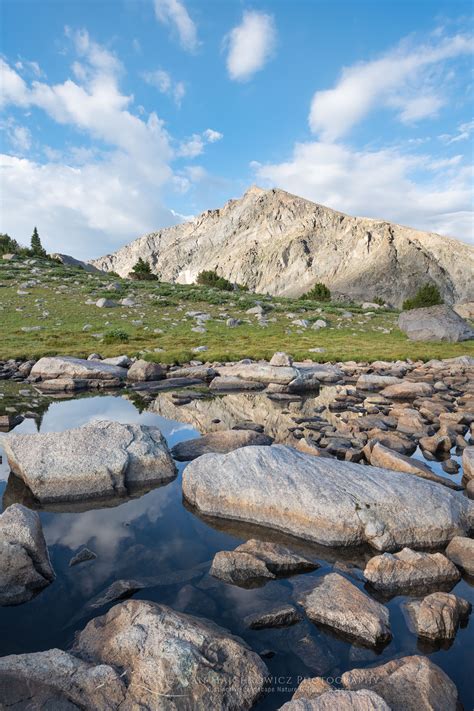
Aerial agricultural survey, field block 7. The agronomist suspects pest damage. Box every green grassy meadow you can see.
[1,257,472,364]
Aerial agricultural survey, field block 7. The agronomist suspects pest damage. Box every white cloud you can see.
[178,133,204,158]
[225,10,277,82]
[203,128,223,143]
[439,119,474,144]
[252,139,473,243]
[142,68,186,106]
[309,33,472,140]
[178,128,223,157]
[173,81,185,106]
[154,0,199,52]
[0,118,32,152]
[0,30,188,258]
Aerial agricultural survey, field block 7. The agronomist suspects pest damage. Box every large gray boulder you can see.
[3,421,176,503]
[0,600,267,710]
[0,504,55,605]
[182,445,474,552]
[72,599,267,710]
[398,305,473,342]
[341,655,459,710]
[30,356,128,381]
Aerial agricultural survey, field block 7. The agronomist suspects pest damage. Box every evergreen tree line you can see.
[0,227,48,258]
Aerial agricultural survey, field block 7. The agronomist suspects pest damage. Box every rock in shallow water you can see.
[0,600,267,710]
[210,538,317,587]
[404,591,471,640]
[445,536,474,576]
[171,428,273,461]
[3,420,176,503]
[0,504,55,606]
[280,689,391,710]
[369,443,461,490]
[341,654,459,711]
[364,548,460,593]
[182,445,473,551]
[298,573,391,648]
[29,355,127,381]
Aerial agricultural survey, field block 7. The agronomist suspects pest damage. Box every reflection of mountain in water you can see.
[150,387,341,443]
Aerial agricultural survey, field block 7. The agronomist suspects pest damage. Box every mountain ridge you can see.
[91,187,473,307]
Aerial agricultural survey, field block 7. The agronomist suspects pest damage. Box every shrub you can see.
[402,283,443,311]
[129,258,157,281]
[103,328,130,343]
[196,270,233,291]
[0,233,20,255]
[302,282,331,302]
[372,297,385,306]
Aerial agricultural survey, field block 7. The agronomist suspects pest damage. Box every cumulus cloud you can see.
[0,30,190,257]
[203,128,223,143]
[309,33,472,140]
[225,10,277,82]
[252,140,473,243]
[142,68,186,106]
[0,118,32,152]
[178,128,223,157]
[154,0,199,52]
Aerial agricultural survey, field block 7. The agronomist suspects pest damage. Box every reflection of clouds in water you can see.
[44,485,175,554]
[44,484,176,597]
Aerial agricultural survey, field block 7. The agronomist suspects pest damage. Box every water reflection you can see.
[0,390,472,710]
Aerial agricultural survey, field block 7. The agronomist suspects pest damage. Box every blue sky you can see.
[1,0,473,259]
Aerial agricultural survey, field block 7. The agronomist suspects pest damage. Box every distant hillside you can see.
[91,186,474,307]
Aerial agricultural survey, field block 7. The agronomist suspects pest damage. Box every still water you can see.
[0,393,472,709]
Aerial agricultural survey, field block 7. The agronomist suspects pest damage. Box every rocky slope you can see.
[91,186,474,307]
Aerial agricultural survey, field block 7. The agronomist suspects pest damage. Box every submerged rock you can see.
[0,504,55,606]
[182,445,473,551]
[210,539,317,587]
[341,655,459,710]
[245,603,303,629]
[3,420,176,503]
[171,429,273,461]
[364,548,460,593]
[405,592,471,640]
[298,573,391,648]
[69,547,97,567]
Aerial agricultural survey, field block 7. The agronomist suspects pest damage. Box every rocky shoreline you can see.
[0,350,473,709]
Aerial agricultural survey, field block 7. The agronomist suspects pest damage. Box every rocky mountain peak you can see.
[91,187,474,307]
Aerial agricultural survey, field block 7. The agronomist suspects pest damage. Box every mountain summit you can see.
[91,187,473,307]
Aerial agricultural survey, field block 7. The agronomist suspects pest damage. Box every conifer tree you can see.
[30,227,47,257]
